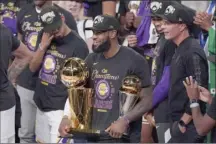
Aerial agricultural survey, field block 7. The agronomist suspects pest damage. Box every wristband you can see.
[190,99,198,104]
[190,102,200,108]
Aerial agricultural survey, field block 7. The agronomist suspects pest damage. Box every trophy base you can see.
[65,128,101,139]
[59,129,130,141]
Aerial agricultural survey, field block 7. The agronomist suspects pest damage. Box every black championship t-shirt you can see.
[169,37,208,121]
[207,96,216,120]
[16,3,78,91]
[0,24,20,111]
[33,31,89,112]
[151,35,176,123]
[85,47,151,141]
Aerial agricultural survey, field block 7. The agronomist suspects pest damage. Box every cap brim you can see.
[84,27,96,31]
[43,20,62,33]
[157,14,168,21]
[207,55,216,63]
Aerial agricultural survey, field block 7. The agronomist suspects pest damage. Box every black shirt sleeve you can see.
[207,96,216,120]
[11,34,21,52]
[184,53,208,115]
[84,53,95,88]
[130,53,151,88]
[185,53,208,85]
[85,53,93,68]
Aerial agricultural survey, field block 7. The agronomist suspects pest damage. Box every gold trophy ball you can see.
[60,57,89,88]
[120,75,141,95]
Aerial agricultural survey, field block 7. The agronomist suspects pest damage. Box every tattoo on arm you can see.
[125,86,153,122]
[8,58,28,82]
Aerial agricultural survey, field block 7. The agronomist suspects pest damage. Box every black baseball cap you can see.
[40,6,63,32]
[85,15,120,31]
[208,55,216,63]
[161,2,201,38]
[161,2,194,25]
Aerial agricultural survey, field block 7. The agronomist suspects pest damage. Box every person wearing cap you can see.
[183,74,216,139]
[15,0,78,143]
[160,2,209,143]
[59,14,152,143]
[28,5,89,143]
[145,1,176,143]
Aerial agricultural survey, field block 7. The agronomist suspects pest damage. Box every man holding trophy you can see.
[59,15,153,143]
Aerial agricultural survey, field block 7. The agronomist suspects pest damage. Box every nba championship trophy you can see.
[119,75,141,134]
[60,57,99,139]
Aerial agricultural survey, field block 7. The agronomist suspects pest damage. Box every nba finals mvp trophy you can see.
[60,57,100,139]
[119,75,141,134]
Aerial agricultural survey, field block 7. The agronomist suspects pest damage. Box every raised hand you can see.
[198,86,212,104]
[183,76,199,100]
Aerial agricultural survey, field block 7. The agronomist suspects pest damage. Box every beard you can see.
[92,39,111,53]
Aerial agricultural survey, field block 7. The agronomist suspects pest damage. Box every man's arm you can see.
[29,33,53,72]
[191,106,216,136]
[59,98,72,136]
[63,98,71,119]
[125,86,152,122]
[8,42,33,82]
[29,43,47,72]
[183,76,216,136]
